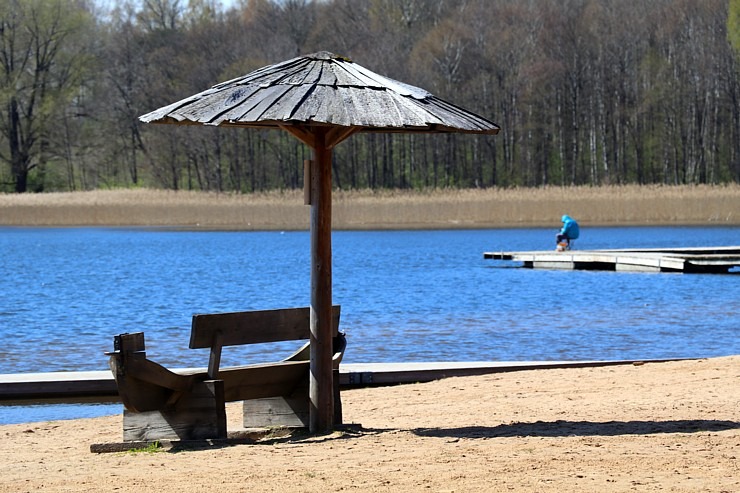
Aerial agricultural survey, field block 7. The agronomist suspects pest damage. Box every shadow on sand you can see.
[411,419,740,439]
[92,420,739,453]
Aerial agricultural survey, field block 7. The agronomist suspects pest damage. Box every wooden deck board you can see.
[0,359,696,403]
[484,246,740,273]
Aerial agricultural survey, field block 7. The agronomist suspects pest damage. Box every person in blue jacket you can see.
[556,214,579,250]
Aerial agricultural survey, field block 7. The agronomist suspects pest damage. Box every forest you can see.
[2,0,740,193]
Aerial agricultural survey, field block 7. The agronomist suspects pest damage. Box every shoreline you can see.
[0,185,738,229]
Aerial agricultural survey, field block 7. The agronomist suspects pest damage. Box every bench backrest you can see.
[192,305,341,380]
[189,305,341,349]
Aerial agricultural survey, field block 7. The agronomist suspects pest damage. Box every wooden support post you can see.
[303,160,312,205]
[309,128,334,434]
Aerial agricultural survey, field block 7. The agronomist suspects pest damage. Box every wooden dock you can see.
[484,246,740,273]
[0,359,690,404]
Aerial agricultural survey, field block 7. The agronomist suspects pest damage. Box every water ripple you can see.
[0,226,738,374]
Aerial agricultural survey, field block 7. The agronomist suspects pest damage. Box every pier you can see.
[484,246,740,273]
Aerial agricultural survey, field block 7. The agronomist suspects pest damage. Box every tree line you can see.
[2,0,740,194]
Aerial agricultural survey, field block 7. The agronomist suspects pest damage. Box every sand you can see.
[0,356,738,492]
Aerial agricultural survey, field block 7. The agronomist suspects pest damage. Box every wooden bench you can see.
[108,306,345,441]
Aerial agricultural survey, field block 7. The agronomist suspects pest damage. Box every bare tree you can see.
[0,0,95,192]
[6,0,738,192]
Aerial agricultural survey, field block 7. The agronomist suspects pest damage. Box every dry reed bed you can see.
[0,185,737,229]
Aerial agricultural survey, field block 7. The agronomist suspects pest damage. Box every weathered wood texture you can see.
[243,369,342,428]
[310,131,335,433]
[190,305,340,348]
[109,350,196,412]
[140,52,499,135]
[108,306,345,441]
[123,380,226,442]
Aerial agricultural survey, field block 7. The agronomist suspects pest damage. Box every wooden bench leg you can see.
[242,376,310,428]
[123,380,226,441]
[242,395,309,428]
[242,369,343,428]
[333,368,342,425]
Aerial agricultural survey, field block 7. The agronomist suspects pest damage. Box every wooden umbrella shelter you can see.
[139,51,499,433]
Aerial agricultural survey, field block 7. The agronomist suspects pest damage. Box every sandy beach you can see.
[1,356,737,492]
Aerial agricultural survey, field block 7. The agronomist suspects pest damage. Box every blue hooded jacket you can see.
[559,215,580,239]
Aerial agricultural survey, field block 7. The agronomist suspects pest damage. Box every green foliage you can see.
[730,0,740,59]
[125,441,162,454]
[0,0,96,192]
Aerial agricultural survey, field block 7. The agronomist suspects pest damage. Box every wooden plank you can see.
[119,355,195,392]
[190,86,261,124]
[311,87,346,125]
[484,246,740,274]
[597,246,740,255]
[2,359,699,404]
[338,358,697,386]
[207,330,223,379]
[113,332,145,352]
[0,371,118,401]
[616,263,661,272]
[302,59,326,85]
[615,254,685,271]
[240,84,293,121]
[533,261,575,270]
[219,361,308,402]
[616,255,662,268]
[683,254,740,264]
[242,368,342,428]
[262,85,313,121]
[91,436,263,453]
[243,395,309,428]
[122,379,226,442]
[110,355,196,412]
[189,305,340,349]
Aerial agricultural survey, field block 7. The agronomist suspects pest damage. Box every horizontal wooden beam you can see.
[325,126,361,149]
[279,124,315,147]
[190,305,340,349]
[1,358,697,403]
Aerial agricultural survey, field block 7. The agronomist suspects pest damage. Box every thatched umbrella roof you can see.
[140,51,499,434]
[140,51,499,135]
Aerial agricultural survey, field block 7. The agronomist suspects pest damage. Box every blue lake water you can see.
[1,226,738,424]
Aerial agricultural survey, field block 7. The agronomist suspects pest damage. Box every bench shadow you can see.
[411,419,740,439]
